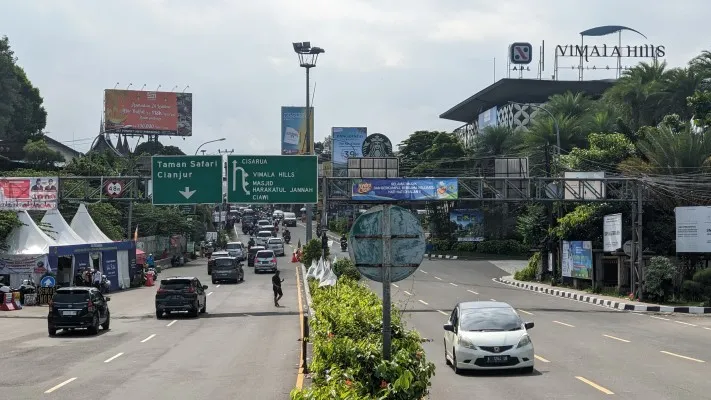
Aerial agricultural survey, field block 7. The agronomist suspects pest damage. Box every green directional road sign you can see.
[152,155,223,205]
[226,155,318,204]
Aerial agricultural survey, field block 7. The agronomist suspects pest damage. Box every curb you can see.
[496,276,711,314]
[425,254,459,260]
[300,263,315,317]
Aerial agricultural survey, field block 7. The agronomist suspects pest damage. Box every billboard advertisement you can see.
[675,206,711,253]
[352,178,458,201]
[0,177,58,211]
[450,209,485,242]
[281,106,314,155]
[561,240,593,279]
[104,89,193,136]
[478,106,498,129]
[332,127,367,176]
[603,213,622,252]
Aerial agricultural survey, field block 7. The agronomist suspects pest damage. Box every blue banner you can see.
[332,127,367,174]
[281,106,314,155]
[450,209,485,242]
[101,250,119,291]
[562,241,593,280]
[352,178,458,201]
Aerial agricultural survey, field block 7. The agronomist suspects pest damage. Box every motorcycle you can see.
[283,232,291,244]
[341,240,348,252]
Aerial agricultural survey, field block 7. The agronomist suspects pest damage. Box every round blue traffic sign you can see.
[348,205,425,283]
[40,275,56,288]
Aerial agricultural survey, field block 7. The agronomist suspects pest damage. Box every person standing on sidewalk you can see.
[272,270,284,307]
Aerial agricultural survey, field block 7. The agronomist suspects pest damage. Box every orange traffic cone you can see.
[145,272,154,287]
[291,251,298,263]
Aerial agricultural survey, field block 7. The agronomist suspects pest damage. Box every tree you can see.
[471,125,523,159]
[87,202,124,240]
[561,133,636,172]
[134,141,184,156]
[23,138,65,168]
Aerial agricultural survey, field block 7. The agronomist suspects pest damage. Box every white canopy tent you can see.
[42,209,86,245]
[0,211,57,287]
[70,203,112,244]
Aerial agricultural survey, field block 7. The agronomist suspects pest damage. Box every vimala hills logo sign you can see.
[555,44,665,61]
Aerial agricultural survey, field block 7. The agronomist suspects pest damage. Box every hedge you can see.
[291,279,435,400]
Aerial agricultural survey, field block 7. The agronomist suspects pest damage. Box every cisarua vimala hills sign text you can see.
[151,155,223,205]
[227,155,318,204]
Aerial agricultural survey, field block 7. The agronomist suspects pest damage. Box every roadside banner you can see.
[0,177,58,211]
[281,106,314,155]
[351,178,458,201]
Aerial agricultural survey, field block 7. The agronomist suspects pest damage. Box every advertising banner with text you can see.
[104,89,193,136]
[281,106,314,155]
[0,177,58,211]
[352,178,458,201]
[562,240,593,280]
[332,127,367,176]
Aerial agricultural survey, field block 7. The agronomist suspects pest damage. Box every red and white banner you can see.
[0,176,58,211]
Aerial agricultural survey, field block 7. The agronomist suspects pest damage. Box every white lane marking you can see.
[675,320,697,327]
[418,299,429,305]
[44,377,77,393]
[603,334,630,343]
[434,276,443,281]
[467,289,479,295]
[166,320,177,327]
[534,354,550,363]
[141,334,157,343]
[207,291,213,296]
[393,283,399,288]
[575,376,614,395]
[449,282,458,287]
[650,316,670,321]
[421,270,428,274]
[704,327,711,331]
[517,309,534,315]
[104,352,124,363]
[490,299,496,301]
[552,320,575,328]
[404,291,413,296]
[243,313,253,317]
[216,285,221,288]
[660,351,705,363]
[436,310,448,316]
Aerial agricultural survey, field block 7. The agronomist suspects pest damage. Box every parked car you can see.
[247,246,266,267]
[267,237,285,256]
[254,250,277,273]
[155,277,208,318]
[208,251,230,275]
[256,230,273,246]
[443,301,535,374]
[282,212,297,227]
[225,241,246,261]
[211,257,245,284]
[47,287,111,336]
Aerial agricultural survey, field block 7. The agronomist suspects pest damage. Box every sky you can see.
[1,0,708,155]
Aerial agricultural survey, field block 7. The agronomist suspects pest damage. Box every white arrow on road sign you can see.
[178,187,197,199]
[231,161,250,195]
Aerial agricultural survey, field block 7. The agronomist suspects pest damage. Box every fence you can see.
[136,235,187,257]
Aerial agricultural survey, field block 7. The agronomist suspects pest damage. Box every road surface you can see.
[0,248,300,399]
[294,223,711,400]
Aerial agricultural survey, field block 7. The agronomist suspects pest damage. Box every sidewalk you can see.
[496,275,711,314]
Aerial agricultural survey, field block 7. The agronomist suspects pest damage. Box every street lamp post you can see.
[293,41,325,242]
[194,138,226,155]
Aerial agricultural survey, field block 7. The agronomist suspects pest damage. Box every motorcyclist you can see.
[340,234,347,249]
[283,228,291,243]
[248,237,255,249]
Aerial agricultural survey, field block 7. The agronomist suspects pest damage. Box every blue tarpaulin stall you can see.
[48,241,136,291]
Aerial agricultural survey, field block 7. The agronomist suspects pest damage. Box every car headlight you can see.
[516,335,532,348]
[457,336,478,350]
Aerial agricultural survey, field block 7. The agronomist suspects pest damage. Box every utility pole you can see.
[544,141,554,281]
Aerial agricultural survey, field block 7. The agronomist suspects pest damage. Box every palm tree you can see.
[471,125,523,158]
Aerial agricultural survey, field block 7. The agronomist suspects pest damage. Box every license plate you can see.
[170,296,183,300]
[485,356,509,364]
[62,310,77,316]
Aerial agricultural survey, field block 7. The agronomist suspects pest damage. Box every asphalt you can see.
[0,229,301,400]
[294,223,711,400]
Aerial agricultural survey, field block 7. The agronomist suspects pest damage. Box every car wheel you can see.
[212,279,217,284]
[48,326,57,337]
[444,340,451,365]
[88,314,100,335]
[452,348,461,374]
[192,301,200,317]
[200,300,206,314]
[521,366,534,374]
[101,311,111,330]
[156,310,163,319]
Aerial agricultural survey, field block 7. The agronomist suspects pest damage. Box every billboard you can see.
[675,206,711,253]
[0,177,58,211]
[478,106,498,129]
[450,209,485,242]
[281,106,314,155]
[603,213,622,252]
[104,89,193,136]
[351,178,458,201]
[332,127,367,176]
[562,240,593,279]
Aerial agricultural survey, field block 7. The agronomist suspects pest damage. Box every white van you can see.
[283,212,297,227]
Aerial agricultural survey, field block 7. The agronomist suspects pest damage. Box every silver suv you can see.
[225,242,245,261]
[254,250,277,273]
[267,237,285,256]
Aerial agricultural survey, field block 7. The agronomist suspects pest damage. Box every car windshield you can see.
[212,252,229,257]
[53,291,90,302]
[268,239,282,244]
[160,279,192,290]
[459,307,522,332]
[214,259,235,269]
[226,243,242,250]
[256,251,274,258]
[249,247,265,255]
[258,220,270,226]
[257,231,272,238]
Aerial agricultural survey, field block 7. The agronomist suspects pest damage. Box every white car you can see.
[267,237,285,256]
[256,220,271,230]
[225,242,245,260]
[443,301,535,374]
[255,230,273,246]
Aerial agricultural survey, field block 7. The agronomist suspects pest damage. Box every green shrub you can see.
[302,239,323,267]
[692,267,711,305]
[328,218,349,235]
[291,280,435,400]
[454,242,476,252]
[682,280,703,302]
[332,258,361,281]
[431,238,453,251]
[475,239,528,256]
[644,256,675,302]
[514,252,539,281]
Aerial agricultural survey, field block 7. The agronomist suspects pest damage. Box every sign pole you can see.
[381,204,392,360]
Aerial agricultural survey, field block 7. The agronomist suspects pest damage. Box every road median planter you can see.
[290,278,435,400]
